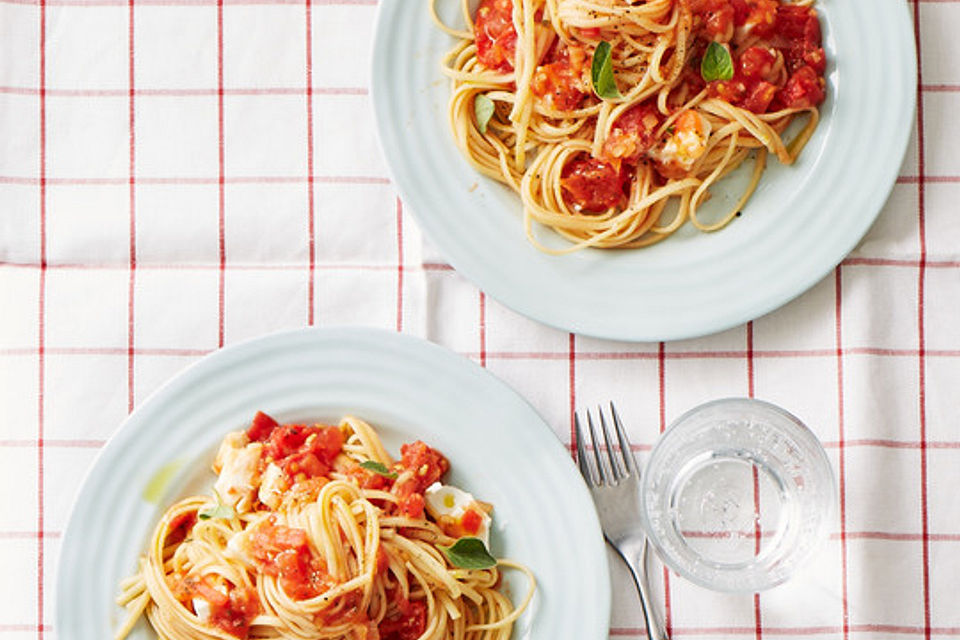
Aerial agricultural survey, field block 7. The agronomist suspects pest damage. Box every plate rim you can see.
[370,0,918,342]
[54,326,612,640]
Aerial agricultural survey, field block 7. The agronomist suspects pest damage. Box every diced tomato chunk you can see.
[169,576,259,639]
[460,508,483,535]
[776,65,824,109]
[474,0,516,72]
[738,46,776,82]
[209,586,259,638]
[248,522,334,600]
[530,44,588,111]
[560,157,629,214]
[246,411,278,442]
[390,441,449,519]
[379,599,428,640]
[775,4,820,43]
[602,102,662,162]
[398,441,449,494]
[708,79,747,105]
[262,423,344,482]
[742,81,778,113]
[166,511,197,546]
[398,492,426,519]
[730,0,749,25]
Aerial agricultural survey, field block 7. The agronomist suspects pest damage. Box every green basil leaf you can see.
[591,41,622,100]
[474,94,495,134]
[360,460,398,479]
[198,504,235,521]
[701,41,734,82]
[438,537,497,569]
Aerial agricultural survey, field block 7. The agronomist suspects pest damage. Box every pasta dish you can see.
[432,0,827,252]
[116,412,534,640]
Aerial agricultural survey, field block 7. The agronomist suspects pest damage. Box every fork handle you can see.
[611,537,669,640]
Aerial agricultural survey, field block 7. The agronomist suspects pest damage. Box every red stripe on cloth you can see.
[835,267,850,640]
[395,197,404,332]
[37,0,47,635]
[217,0,226,347]
[479,292,487,368]
[0,439,106,448]
[127,0,137,413]
[305,0,316,325]
[609,624,960,636]
[0,174,391,186]
[0,85,368,97]
[912,0,932,637]
[0,532,61,540]
[746,322,762,640]
[657,341,673,638]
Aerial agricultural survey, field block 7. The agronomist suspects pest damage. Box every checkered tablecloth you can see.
[1,0,957,638]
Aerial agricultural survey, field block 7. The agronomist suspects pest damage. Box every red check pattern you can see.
[0,0,958,639]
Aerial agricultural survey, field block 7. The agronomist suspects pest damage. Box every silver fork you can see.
[575,403,668,640]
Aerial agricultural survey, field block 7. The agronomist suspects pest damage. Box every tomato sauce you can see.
[697,1,826,113]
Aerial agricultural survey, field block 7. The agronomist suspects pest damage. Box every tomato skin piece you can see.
[474,0,516,72]
[247,411,279,442]
[560,157,629,214]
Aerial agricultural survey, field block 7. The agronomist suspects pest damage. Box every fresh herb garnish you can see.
[591,41,622,100]
[700,41,734,82]
[360,460,398,479]
[474,94,495,134]
[438,537,497,569]
[198,504,235,521]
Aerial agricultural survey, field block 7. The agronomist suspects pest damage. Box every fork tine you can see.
[598,405,625,481]
[610,402,638,476]
[573,413,594,485]
[587,410,611,485]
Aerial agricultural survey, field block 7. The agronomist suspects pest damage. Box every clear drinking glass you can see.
[640,398,835,592]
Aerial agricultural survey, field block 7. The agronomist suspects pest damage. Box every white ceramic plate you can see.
[371,0,916,341]
[55,328,610,640]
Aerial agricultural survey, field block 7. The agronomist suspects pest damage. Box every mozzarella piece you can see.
[213,440,263,514]
[258,462,287,510]
[192,597,211,622]
[424,482,492,547]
